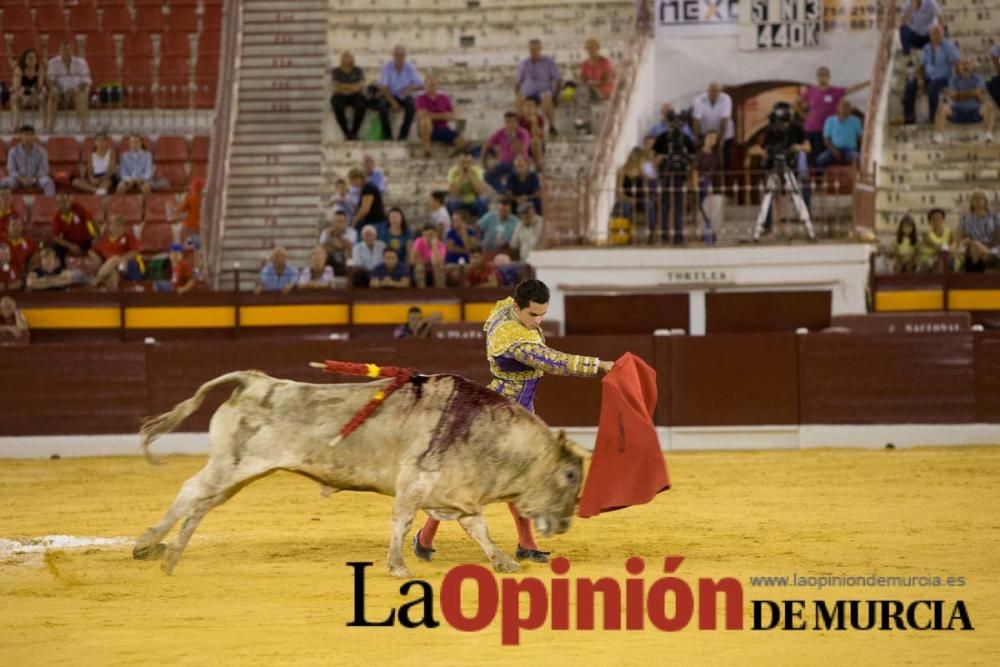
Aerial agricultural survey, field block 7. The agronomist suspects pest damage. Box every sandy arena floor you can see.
[1,446,999,666]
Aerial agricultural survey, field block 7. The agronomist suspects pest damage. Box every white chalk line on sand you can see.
[0,535,131,559]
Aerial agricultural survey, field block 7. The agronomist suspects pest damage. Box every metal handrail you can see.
[202,0,241,289]
[582,2,652,238]
[859,0,897,178]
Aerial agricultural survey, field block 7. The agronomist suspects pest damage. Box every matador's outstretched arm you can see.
[505,341,602,377]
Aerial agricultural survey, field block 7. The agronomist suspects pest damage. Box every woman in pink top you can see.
[798,66,868,165]
[409,223,446,287]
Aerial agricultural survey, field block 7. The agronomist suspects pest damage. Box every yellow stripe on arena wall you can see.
[352,303,461,324]
[947,290,1000,311]
[464,302,496,322]
[874,290,943,312]
[125,307,236,329]
[21,307,121,329]
[240,304,350,327]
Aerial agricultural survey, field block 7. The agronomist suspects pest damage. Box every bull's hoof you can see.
[161,547,181,575]
[515,546,551,563]
[133,543,167,561]
[412,531,435,562]
[492,557,521,573]
[388,564,413,579]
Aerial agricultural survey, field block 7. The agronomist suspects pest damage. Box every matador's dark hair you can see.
[514,279,549,308]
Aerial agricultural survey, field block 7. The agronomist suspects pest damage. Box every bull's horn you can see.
[558,433,592,460]
[309,362,326,369]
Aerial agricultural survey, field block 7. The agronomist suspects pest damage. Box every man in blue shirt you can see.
[377,45,422,141]
[898,0,944,56]
[646,102,696,143]
[369,247,411,288]
[477,197,520,253]
[934,57,995,144]
[255,246,298,294]
[902,25,959,125]
[816,99,863,167]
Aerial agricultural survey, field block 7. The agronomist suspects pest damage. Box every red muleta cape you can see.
[577,352,670,518]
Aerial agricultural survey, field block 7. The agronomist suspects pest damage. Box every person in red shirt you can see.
[50,193,97,266]
[154,243,197,294]
[172,176,204,250]
[90,215,143,289]
[0,187,18,240]
[0,218,38,290]
[465,248,501,287]
[517,97,546,170]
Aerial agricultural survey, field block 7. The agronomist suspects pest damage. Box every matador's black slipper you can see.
[515,545,551,563]
[412,530,435,562]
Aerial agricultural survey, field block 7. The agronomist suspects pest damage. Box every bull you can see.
[133,370,589,577]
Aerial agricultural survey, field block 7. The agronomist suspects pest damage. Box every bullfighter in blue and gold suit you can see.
[415,279,611,563]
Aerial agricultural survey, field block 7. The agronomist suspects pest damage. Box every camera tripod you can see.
[752,166,816,242]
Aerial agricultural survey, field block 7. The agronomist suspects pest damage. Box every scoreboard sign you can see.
[738,0,823,50]
[656,0,741,36]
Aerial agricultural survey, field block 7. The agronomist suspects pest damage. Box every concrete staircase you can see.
[323,0,633,222]
[875,0,1000,241]
[219,0,327,290]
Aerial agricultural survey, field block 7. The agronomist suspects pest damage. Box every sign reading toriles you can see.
[738,0,823,50]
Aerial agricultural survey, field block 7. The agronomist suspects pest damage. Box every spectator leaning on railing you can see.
[934,57,995,144]
[0,296,30,344]
[394,307,441,339]
[256,246,298,294]
[369,247,410,289]
[903,25,958,127]
[298,247,336,290]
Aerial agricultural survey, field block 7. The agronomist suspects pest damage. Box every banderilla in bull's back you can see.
[133,362,591,578]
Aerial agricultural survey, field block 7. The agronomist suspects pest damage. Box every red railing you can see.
[202,0,240,288]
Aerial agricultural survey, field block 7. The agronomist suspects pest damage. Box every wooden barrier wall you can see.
[3,332,1000,436]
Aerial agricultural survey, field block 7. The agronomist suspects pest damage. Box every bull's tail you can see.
[139,371,261,464]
